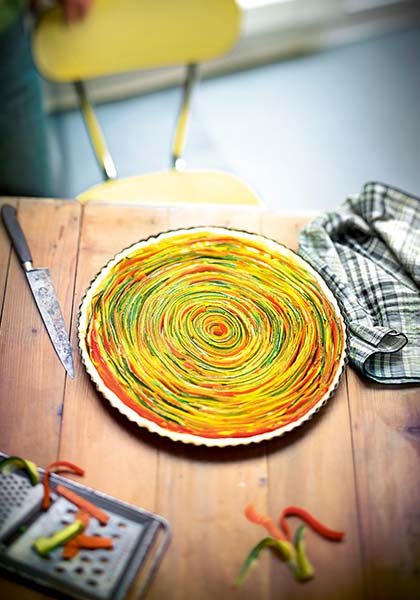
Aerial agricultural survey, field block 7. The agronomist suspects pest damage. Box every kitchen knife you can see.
[1,204,74,379]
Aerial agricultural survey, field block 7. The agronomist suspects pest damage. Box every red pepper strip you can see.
[55,484,110,525]
[42,461,85,511]
[280,506,345,541]
[244,503,286,540]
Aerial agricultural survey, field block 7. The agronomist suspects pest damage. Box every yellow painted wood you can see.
[33,0,241,82]
[172,65,197,168]
[33,1,257,207]
[77,169,262,205]
[76,82,117,179]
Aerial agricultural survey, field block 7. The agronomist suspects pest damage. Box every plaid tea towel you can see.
[299,182,420,384]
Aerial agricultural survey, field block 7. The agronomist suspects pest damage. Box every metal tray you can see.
[0,452,170,600]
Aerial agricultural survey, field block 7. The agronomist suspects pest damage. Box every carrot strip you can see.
[75,509,91,529]
[75,535,113,549]
[34,520,84,557]
[62,534,113,559]
[62,539,80,560]
[42,461,85,511]
[244,503,286,540]
[61,511,90,559]
[55,484,109,525]
[280,506,345,541]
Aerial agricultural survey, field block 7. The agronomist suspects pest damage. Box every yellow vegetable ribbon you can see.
[84,229,345,439]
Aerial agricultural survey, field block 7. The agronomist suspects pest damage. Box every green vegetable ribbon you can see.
[84,228,345,440]
[236,526,314,586]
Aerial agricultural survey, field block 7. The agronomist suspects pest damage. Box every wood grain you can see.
[348,369,420,600]
[0,199,80,465]
[150,206,269,600]
[261,216,364,600]
[1,201,419,600]
[59,204,169,509]
[261,212,319,252]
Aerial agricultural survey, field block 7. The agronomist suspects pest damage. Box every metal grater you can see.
[0,452,170,600]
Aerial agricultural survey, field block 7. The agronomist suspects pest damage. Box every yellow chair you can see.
[33,0,262,206]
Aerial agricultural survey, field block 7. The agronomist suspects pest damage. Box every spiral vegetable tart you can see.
[78,227,346,446]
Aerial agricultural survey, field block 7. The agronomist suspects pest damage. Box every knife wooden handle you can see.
[1,204,33,267]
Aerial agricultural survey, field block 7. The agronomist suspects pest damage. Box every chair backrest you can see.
[31,0,261,206]
[33,0,241,82]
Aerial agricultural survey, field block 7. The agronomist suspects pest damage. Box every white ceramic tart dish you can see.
[78,227,347,447]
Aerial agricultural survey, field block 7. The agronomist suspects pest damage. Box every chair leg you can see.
[74,81,118,181]
[171,63,199,172]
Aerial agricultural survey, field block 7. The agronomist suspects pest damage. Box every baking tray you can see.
[0,452,170,600]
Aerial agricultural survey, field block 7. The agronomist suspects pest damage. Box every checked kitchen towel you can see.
[299,182,420,384]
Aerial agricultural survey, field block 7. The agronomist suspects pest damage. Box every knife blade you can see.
[1,204,74,379]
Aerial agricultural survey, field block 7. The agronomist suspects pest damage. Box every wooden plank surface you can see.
[261,212,318,252]
[0,199,80,464]
[150,206,270,600]
[59,204,170,510]
[261,217,364,600]
[348,369,420,600]
[0,198,81,600]
[0,199,419,600]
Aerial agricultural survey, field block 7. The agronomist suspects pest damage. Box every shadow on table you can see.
[97,383,337,464]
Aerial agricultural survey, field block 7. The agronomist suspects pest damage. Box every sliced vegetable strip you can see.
[62,512,91,560]
[62,539,79,560]
[239,502,345,586]
[55,484,109,525]
[293,525,314,581]
[42,461,85,510]
[0,456,40,485]
[73,534,113,549]
[62,534,113,559]
[235,537,292,586]
[244,503,285,540]
[280,506,345,541]
[33,520,84,556]
[75,509,91,529]
[81,228,346,440]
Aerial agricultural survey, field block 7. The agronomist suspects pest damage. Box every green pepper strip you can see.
[0,456,40,486]
[290,525,314,582]
[235,536,294,586]
[33,520,85,557]
[236,527,315,585]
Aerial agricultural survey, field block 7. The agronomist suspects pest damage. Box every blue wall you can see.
[48,26,420,211]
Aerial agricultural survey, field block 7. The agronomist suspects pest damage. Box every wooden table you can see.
[1,198,419,600]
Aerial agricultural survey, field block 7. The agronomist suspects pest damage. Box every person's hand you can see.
[59,0,92,23]
[31,1,92,23]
